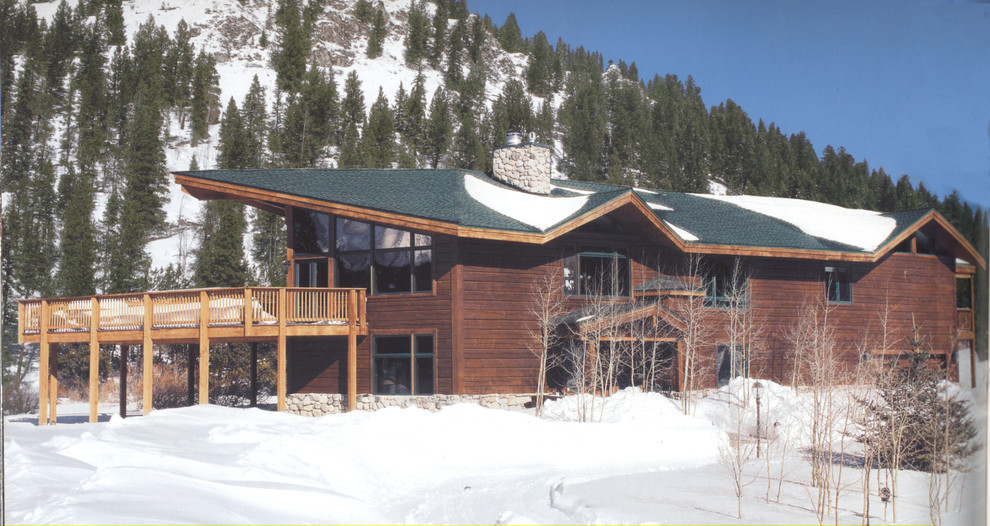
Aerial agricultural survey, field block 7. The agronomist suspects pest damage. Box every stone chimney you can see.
[491,132,552,195]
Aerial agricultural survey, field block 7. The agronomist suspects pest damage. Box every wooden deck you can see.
[19,287,368,425]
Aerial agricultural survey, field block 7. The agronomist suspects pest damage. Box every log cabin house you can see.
[20,135,985,423]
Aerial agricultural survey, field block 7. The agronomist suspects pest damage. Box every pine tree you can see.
[468,14,485,64]
[74,19,109,171]
[559,72,606,181]
[525,31,555,96]
[363,88,395,168]
[429,0,448,69]
[450,110,485,171]
[498,13,523,53]
[273,0,308,93]
[425,87,452,168]
[56,167,97,296]
[341,70,366,129]
[367,8,386,58]
[106,89,168,293]
[241,76,269,168]
[404,1,429,65]
[168,19,196,128]
[43,0,78,100]
[218,98,249,169]
[103,0,125,45]
[338,122,368,168]
[445,19,465,85]
[130,15,170,110]
[194,202,249,288]
[252,208,287,286]
[190,51,220,146]
[490,79,532,145]
[403,73,428,161]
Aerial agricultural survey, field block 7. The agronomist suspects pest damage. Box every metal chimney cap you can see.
[506,132,523,146]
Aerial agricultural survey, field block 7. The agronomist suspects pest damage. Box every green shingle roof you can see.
[174,168,932,255]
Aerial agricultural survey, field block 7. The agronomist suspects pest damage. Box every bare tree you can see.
[528,266,567,417]
[671,254,713,415]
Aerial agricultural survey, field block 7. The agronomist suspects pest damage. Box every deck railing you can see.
[957,308,974,332]
[19,287,367,335]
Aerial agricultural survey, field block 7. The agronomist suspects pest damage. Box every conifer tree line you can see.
[1,0,987,355]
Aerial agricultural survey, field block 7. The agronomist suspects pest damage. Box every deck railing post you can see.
[119,346,128,418]
[89,297,99,423]
[142,294,153,415]
[277,288,287,411]
[199,291,210,405]
[244,288,253,337]
[347,289,358,412]
[38,300,50,425]
[359,290,367,328]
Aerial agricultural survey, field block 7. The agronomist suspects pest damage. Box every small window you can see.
[893,237,913,254]
[292,209,331,256]
[957,277,973,310]
[825,266,852,303]
[373,334,434,395]
[564,250,630,297]
[716,344,748,387]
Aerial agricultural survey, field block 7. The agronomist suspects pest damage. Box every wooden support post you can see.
[89,298,99,423]
[142,294,153,415]
[277,288,287,411]
[199,291,210,405]
[347,289,357,412]
[119,346,128,418]
[38,300,50,425]
[49,347,58,424]
[187,344,196,406]
[677,339,686,393]
[250,342,258,407]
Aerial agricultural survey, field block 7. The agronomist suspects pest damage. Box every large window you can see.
[294,259,328,287]
[563,249,630,297]
[292,209,331,256]
[825,266,852,303]
[373,334,434,395]
[334,218,433,294]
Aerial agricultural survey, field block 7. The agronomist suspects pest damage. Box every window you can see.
[716,344,748,388]
[825,266,852,303]
[957,277,973,310]
[335,218,433,294]
[293,259,328,287]
[292,209,331,256]
[373,334,434,395]
[563,249,630,297]
[704,263,747,309]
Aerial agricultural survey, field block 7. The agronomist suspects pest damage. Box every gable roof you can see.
[173,169,985,268]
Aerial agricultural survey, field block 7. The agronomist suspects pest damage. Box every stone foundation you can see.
[285,393,533,416]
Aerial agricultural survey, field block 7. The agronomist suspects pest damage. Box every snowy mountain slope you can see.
[25,0,547,276]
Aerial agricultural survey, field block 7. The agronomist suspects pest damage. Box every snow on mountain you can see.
[26,0,551,276]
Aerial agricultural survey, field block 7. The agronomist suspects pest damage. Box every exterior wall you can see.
[695,251,959,388]
[288,234,456,395]
[288,216,960,396]
[456,233,667,394]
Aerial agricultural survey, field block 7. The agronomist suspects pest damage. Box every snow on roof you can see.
[664,221,699,242]
[647,202,673,212]
[694,194,897,251]
[465,174,589,231]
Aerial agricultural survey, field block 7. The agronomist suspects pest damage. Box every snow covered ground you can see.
[4,372,986,525]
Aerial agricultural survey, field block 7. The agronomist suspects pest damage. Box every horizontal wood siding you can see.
[457,235,666,394]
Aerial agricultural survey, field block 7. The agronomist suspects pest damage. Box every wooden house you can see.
[20,137,985,422]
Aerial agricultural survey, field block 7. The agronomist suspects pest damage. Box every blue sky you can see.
[470,0,990,211]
